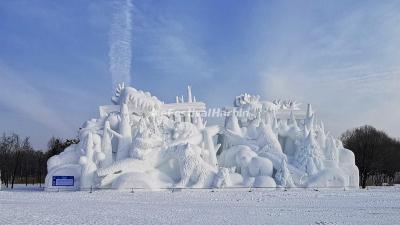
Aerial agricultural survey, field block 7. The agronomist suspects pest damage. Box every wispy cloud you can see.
[109,0,133,89]
[260,2,400,136]
[132,6,215,80]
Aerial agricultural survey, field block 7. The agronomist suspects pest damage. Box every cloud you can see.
[259,2,400,137]
[109,0,133,89]
[132,5,215,80]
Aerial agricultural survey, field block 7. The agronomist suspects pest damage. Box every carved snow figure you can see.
[267,112,280,135]
[100,121,116,168]
[79,133,103,189]
[212,167,239,188]
[256,121,283,154]
[225,113,242,135]
[200,125,220,167]
[167,144,217,188]
[130,118,151,159]
[218,144,273,187]
[246,117,260,139]
[112,83,162,112]
[106,112,121,131]
[304,104,314,128]
[315,121,327,150]
[116,103,132,161]
[235,147,258,178]
[234,93,262,125]
[248,156,274,177]
[193,112,204,130]
[288,111,298,127]
[253,176,276,188]
[272,99,301,110]
[218,145,252,168]
[281,112,302,157]
[294,130,324,176]
[325,136,339,164]
[274,158,295,187]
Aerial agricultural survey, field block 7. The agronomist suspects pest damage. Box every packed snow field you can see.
[1,186,399,225]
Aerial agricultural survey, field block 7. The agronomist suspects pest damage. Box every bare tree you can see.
[0,133,78,188]
[341,125,400,188]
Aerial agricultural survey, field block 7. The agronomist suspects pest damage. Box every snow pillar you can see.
[307,104,313,118]
[187,85,193,103]
[101,121,114,168]
[116,103,132,161]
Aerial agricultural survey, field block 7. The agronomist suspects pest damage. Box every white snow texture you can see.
[45,85,359,190]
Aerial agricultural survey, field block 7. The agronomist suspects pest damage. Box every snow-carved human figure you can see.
[100,121,114,168]
[201,125,220,167]
[79,133,104,189]
[294,130,324,176]
[246,117,260,139]
[274,158,295,187]
[116,103,132,161]
[100,120,125,168]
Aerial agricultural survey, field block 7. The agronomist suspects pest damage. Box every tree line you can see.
[0,133,78,188]
[341,125,400,188]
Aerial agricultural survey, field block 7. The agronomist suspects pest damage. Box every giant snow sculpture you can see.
[45,84,359,190]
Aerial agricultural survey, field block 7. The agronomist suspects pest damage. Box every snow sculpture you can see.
[274,158,295,188]
[166,144,217,188]
[116,103,132,161]
[217,93,358,189]
[100,121,115,168]
[294,130,324,176]
[45,84,359,190]
[79,133,101,189]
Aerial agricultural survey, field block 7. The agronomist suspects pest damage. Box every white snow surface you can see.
[1,186,400,225]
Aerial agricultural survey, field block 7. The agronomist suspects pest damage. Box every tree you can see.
[0,133,78,188]
[341,125,400,188]
[46,137,79,159]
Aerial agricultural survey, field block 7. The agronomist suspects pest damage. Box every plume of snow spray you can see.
[109,0,133,89]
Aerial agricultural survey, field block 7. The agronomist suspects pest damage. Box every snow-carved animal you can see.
[212,168,231,188]
[248,157,274,177]
[212,167,244,188]
[218,145,274,181]
[166,144,218,188]
[111,83,162,113]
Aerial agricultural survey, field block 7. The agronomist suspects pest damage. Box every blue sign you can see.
[52,176,74,186]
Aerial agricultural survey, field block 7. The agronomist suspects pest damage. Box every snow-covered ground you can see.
[1,186,400,225]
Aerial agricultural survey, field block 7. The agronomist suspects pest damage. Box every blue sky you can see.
[0,0,399,149]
